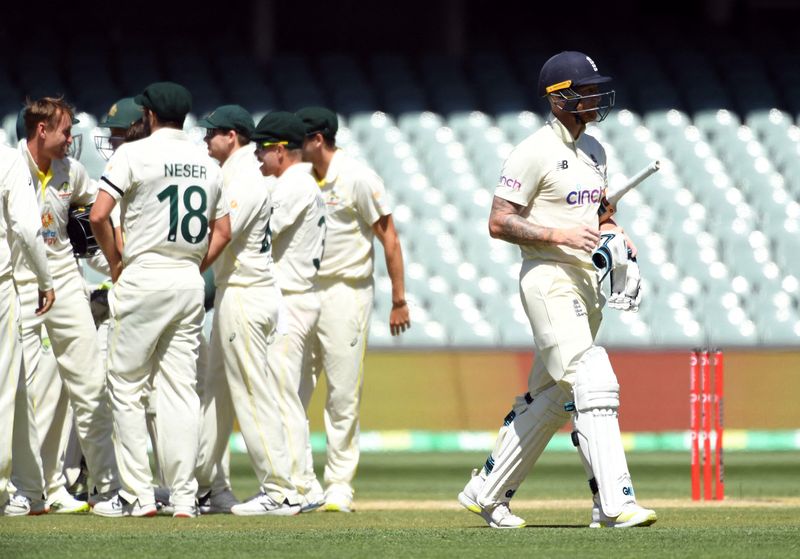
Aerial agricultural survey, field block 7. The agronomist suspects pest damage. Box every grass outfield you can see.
[2,451,799,558]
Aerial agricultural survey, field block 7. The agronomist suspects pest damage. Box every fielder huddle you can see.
[1,50,654,528]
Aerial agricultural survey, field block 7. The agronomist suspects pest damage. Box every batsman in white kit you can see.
[89,82,231,518]
[458,51,656,529]
[1,144,55,514]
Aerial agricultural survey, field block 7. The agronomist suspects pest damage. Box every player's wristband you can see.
[392,299,407,309]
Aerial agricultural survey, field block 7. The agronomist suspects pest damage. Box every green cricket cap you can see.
[134,82,192,121]
[252,111,305,149]
[197,105,255,138]
[295,106,338,139]
[99,97,143,129]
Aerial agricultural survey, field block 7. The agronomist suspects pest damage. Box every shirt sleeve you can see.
[353,168,391,226]
[5,154,52,291]
[99,146,132,201]
[494,142,542,207]
[70,161,97,207]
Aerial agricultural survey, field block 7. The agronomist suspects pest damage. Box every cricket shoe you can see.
[323,485,354,513]
[198,489,239,514]
[91,494,157,518]
[172,504,200,518]
[299,488,325,513]
[590,497,657,528]
[231,493,300,516]
[1,494,49,516]
[46,487,90,514]
[155,486,172,514]
[457,469,525,529]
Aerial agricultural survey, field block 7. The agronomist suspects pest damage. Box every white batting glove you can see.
[608,258,642,312]
[592,232,629,281]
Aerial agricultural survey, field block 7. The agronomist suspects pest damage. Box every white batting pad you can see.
[477,384,571,506]
[573,346,635,517]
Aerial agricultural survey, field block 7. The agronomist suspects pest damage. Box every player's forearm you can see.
[383,234,406,304]
[200,216,231,272]
[489,212,563,246]
[91,218,122,276]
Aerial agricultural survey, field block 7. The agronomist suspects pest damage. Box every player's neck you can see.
[554,112,585,141]
[27,140,51,173]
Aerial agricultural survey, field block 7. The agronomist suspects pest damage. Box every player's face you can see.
[301,133,322,162]
[575,85,601,122]
[43,112,73,159]
[255,144,281,176]
[204,128,231,163]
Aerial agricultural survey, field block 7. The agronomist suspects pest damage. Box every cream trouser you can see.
[302,278,373,493]
[12,270,117,498]
[0,279,23,504]
[106,266,204,508]
[268,289,320,496]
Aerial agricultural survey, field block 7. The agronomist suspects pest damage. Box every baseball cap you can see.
[134,82,192,121]
[537,51,612,97]
[252,111,305,149]
[295,106,338,139]
[98,97,143,129]
[197,105,255,138]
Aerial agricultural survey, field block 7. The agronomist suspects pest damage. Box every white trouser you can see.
[216,284,297,502]
[0,279,23,504]
[478,261,603,505]
[268,289,320,495]
[106,267,204,508]
[195,329,232,496]
[12,271,118,497]
[302,278,373,492]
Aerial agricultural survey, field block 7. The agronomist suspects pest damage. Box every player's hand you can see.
[560,225,600,253]
[601,223,638,259]
[36,288,55,315]
[390,300,410,336]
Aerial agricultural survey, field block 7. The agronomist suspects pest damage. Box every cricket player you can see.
[458,51,656,528]
[239,111,325,515]
[194,105,290,515]
[9,97,118,515]
[295,107,410,512]
[0,144,55,515]
[89,82,231,518]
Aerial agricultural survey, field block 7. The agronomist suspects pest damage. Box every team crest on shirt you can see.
[58,181,71,199]
[326,189,342,207]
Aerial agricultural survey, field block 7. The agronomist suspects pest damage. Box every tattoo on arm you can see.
[490,197,556,245]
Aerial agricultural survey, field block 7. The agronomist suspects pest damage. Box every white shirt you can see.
[100,128,228,270]
[212,144,276,289]
[13,142,95,283]
[314,150,391,280]
[494,117,607,268]
[0,145,52,290]
[270,162,326,293]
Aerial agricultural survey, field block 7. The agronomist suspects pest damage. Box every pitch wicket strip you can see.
[690,348,725,501]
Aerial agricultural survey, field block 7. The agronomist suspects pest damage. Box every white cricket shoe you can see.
[322,484,354,513]
[46,487,90,514]
[198,489,239,514]
[2,494,49,516]
[172,504,200,518]
[231,493,300,516]
[91,494,157,518]
[300,487,325,513]
[590,496,657,528]
[458,469,525,529]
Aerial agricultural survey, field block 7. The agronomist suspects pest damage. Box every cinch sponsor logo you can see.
[566,188,603,205]
[500,175,522,191]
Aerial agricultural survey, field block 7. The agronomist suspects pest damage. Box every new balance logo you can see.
[556,160,569,170]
